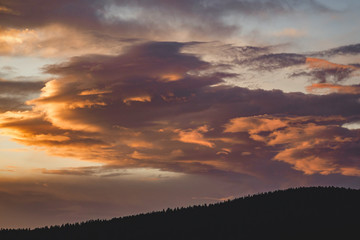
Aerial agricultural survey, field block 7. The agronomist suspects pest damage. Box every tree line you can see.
[1,186,359,239]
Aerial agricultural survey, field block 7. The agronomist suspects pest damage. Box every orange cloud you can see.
[123,95,151,104]
[224,115,287,142]
[79,89,112,96]
[160,74,182,82]
[306,57,358,70]
[274,151,338,175]
[0,27,37,55]
[26,79,107,132]
[175,125,215,148]
[306,83,360,94]
[224,115,360,176]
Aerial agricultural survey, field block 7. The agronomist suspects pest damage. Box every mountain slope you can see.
[1,186,359,239]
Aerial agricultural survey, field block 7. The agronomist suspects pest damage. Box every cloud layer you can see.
[0,0,340,57]
[1,41,359,179]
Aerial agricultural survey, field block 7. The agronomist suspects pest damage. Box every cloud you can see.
[0,41,359,179]
[0,0,332,29]
[306,57,358,71]
[0,79,44,112]
[234,50,359,86]
[0,24,134,57]
[175,125,215,148]
[218,43,360,92]
[40,165,130,177]
[0,0,100,29]
[225,115,360,176]
[239,53,306,71]
[311,43,360,57]
[306,83,360,95]
[300,58,360,84]
[0,0,335,53]
[0,79,43,94]
[234,47,360,90]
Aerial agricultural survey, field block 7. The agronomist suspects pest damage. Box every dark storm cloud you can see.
[1,41,359,178]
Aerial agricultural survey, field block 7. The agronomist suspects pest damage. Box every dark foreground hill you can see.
[1,186,359,240]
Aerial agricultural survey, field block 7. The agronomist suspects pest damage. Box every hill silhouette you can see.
[1,186,359,239]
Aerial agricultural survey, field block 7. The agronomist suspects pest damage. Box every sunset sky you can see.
[1,0,360,229]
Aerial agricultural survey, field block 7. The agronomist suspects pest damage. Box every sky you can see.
[0,0,360,229]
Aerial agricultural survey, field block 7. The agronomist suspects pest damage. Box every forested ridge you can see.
[1,186,359,239]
